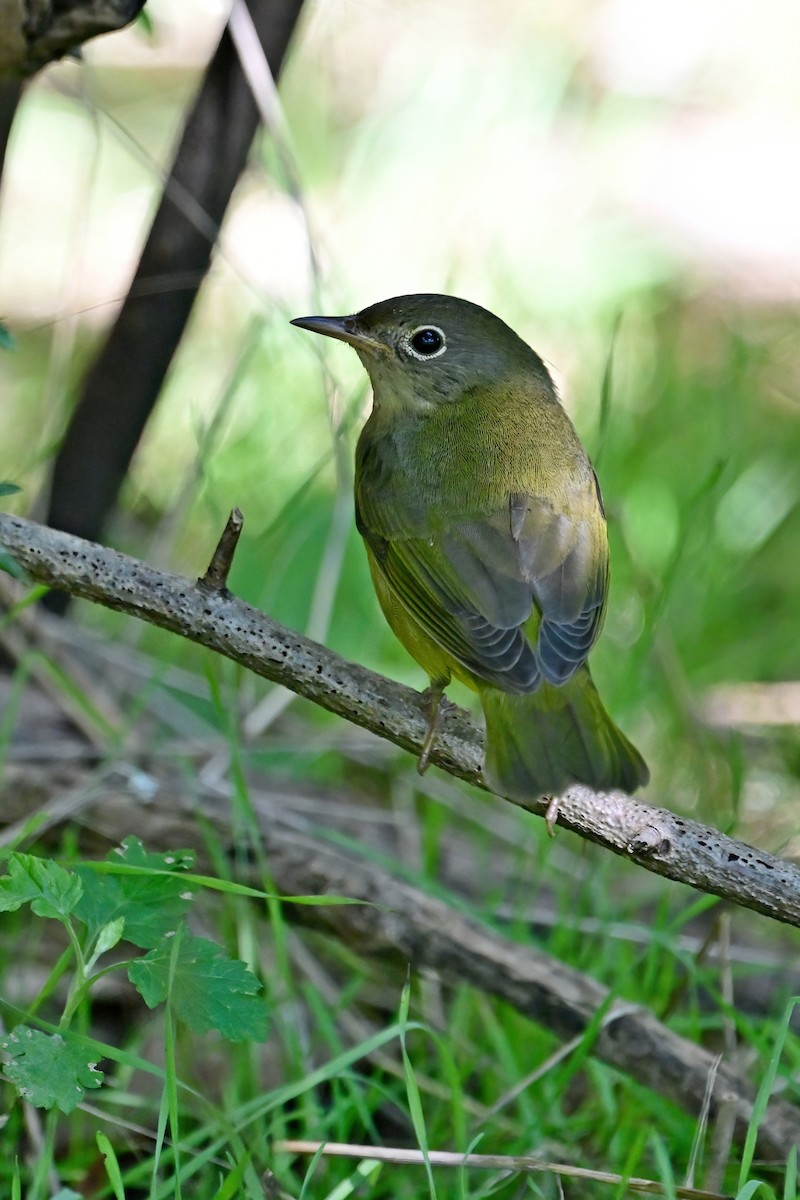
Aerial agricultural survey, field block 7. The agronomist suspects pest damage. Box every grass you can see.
[2,0,800,1195]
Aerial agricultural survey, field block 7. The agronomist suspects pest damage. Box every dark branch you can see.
[26,1,146,73]
[44,0,305,610]
[0,0,145,76]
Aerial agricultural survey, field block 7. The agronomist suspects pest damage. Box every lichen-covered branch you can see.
[2,511,800,930]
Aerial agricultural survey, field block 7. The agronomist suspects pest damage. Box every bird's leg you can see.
[544,794,560,837]
[417,678,453,774]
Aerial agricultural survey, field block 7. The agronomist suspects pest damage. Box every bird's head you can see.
[292,294,551,414]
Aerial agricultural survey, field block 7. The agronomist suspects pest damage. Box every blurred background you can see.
[1,0,800,1190]
[2,0,798,830]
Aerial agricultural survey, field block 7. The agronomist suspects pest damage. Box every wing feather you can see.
[366,529,541,692]
[357,465,608,693]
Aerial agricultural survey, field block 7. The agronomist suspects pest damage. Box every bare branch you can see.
[273,1140,728,1199]
[198,507,244,593]
[2,512,800,932]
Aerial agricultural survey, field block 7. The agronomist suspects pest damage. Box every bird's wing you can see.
[507,487,608,684]
[357,478,608,694]
[364,515,541,692]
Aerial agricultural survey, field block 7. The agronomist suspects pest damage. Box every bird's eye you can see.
[408,326,446,359]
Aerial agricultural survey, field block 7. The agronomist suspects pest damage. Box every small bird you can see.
[292,295,648,802]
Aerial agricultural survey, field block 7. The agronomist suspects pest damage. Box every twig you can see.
[273,1140,730,1200]
[198,508,244,592]
[3,513,800,933]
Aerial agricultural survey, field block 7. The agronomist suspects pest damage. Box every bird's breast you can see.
[356,380,593,538]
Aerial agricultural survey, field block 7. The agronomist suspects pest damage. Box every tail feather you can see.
[480,669,648,801]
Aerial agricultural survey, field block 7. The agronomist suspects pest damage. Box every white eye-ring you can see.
[406,325,447,360]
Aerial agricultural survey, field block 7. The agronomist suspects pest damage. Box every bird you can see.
[291,294,648,805]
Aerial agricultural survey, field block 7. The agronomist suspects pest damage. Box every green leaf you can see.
[96,1131,125,1200]
[210,1149,252,1200]
[86,917,126,971]
[0,324,15,350]
[0,545,27,582]
[75,837,195,950]
[75,871,191,950]
[1,1026,103,1113]
[113,835,195,873]
[0,854,82,920]
[128,930,268,1041]
[0,482,21,496]
[735,1184,776,1200]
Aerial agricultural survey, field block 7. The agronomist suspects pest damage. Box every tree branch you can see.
[3,512,800,930]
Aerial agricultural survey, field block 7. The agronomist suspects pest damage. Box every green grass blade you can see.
[399,973,437,1200]
[96,1130,127,1200]
[738,995,799,1190]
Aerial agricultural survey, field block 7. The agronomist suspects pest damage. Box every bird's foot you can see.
[544,794,560,837]
[417,682,453,774]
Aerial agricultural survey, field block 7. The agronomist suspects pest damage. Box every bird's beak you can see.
[290,314,389,355]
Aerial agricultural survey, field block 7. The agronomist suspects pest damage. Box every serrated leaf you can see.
[75,838,195,950]
[113,836,194,873]
[1,1026,103,1113]
[0,854,82,920]
[75,869,192,951]
[128,931,268,1041]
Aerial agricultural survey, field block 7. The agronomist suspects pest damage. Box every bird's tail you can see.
[480,668,648,801]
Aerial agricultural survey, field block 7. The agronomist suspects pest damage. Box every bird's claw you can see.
[545,794,560,837]
[417,682,453,774]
